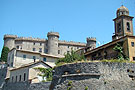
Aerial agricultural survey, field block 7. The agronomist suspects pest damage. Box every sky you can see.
[0,0,135,55]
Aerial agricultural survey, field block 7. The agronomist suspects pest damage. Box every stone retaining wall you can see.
[50,62,135,90]
[2,81,51,90]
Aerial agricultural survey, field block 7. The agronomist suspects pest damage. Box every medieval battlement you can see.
[4,34,17,40]
[15,36,46,42]
[58,40,86,46]
[87,37,96,42]
[47,32,59,38]
[4,34,46,42]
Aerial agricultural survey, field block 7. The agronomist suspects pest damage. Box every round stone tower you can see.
[47,32,59,55]
[86,37,96,50]
[4,35,17,50]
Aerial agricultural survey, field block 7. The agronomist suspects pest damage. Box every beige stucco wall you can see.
[9,62,50,83]
[29,63,49,83]
[127,37,135,61]
[8,49,58,68]
[7,49,16,67]
[14,51,41,67]
[10,67,29,82]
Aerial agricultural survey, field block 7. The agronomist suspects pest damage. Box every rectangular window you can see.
[68,46,70,48]
[39,48,42,52]
[16,46,19,49]
[58,50,60,54]
[19,75,21,82]
[23,55,26,60]
[40,43,42,46]
[24,73,26,81]
[131,42,134,47]
[16,76,17,82]
[33,42,35,45]
[12,76,14,82]
[33,56,36,62]
[67,51,70,53]
[11,62,13,67]
[33,48,35,51]
[43,58,46,62]
[133,57,135,61]
[45,49,48,53]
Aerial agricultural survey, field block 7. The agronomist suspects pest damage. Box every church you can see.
[84,5,135,61]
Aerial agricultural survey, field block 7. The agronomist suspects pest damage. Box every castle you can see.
[4,32,96,56]
[3,32,96,83]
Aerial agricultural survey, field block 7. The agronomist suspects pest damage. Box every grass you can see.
[55,59,135,67]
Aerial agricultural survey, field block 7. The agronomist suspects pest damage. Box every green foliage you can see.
[1,47,9,62]
[67,80,73,90]
[34,67,53,81]
[67,86,72,90]
[68,81,72,86]
[113,43,128,60]
[101,59,135,63]
[56,49,85,65]
[85,86,88,90]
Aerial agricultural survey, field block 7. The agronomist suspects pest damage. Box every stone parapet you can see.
[87,37,96,42]
[15,37,46,42]
[58,40,86,46]
[4,35,17,40]
[47,32,59,38]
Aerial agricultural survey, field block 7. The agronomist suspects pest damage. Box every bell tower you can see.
[112,5,134,41]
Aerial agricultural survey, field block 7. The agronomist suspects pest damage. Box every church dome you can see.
[116,5,129,17]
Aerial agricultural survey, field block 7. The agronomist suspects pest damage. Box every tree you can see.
[56,49,85,65]
[34,67,53,82]
[1,47,9,62]
[113,43,128,60]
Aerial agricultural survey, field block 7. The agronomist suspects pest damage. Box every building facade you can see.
[84,5,135,61]
[4,32,96,57]
[7,61,52,83]
[7,48,63,68]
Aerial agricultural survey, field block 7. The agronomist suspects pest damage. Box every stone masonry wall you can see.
[50,62,135,90]
[2,81,51,90]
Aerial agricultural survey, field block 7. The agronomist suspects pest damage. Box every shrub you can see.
[56,49,85,65]
[34,67,53,81]
[85,86,88,90]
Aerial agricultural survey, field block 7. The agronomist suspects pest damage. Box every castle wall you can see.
[3,32,87,57]
[4,38,15,50]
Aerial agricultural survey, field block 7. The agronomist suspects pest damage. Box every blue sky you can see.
[0,0,135,55]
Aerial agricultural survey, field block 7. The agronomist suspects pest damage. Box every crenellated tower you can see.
[3,35,17,50]
[112,5,134,40]
[47,32,59,55]
[86,37,96,50]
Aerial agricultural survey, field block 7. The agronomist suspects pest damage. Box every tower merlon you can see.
[87,37,96,42]
[47,32,59,38]
[4,34,17,40]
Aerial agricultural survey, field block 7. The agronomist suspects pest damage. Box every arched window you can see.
[127,22,130,31]
[117,23,121,32]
